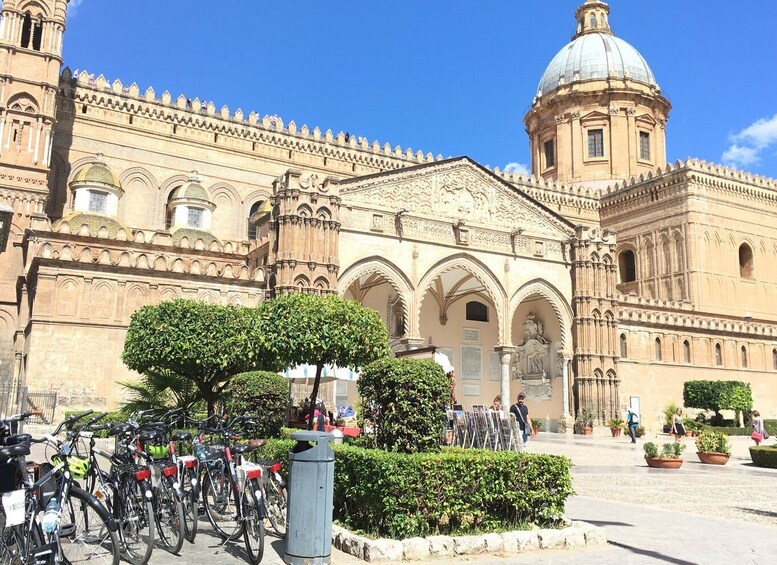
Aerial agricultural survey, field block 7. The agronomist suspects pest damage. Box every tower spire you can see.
[573,0,611,39]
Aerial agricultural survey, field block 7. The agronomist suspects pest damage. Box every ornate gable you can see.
[340,157,573,239]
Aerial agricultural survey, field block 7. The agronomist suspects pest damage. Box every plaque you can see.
[461,345,482,381]
[463,328,480,341]
[463,384,480,397]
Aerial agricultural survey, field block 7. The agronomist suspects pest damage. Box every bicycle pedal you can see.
[197,506,206,517]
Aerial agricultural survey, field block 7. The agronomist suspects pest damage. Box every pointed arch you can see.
[509,278,573,350]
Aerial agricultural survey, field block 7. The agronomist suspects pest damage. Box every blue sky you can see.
[62,0,777,179]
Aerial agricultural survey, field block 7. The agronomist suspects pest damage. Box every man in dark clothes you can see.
[510,392,530,446]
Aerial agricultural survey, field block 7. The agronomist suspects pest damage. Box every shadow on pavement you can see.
[608,540,699,565]
[580,519,634,528]
[734,507,777,518]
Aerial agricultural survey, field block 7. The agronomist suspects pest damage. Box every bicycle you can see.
[198,416,265,564]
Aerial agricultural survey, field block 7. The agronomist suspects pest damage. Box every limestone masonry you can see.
[1,0,776,429]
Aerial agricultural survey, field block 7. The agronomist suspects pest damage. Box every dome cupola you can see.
[68,154,124,216]
[523,1,670,188]
[166,171,219,245]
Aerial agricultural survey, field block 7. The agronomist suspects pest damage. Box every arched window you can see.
[21,13,32,48]
[619,334,627,359]
[715,343,722,366]
[465,301,488,322]
[619,250,636,283]
[741,345,748,368]
[590,14,597,28]
[739,243,754,278]
[683,340,691,363]
[773,349,777,371]
[20,12,42,51]
[247,201,263,239]
[655,338,662,361]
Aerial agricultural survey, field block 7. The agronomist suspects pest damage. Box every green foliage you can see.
[63,410,129,438]
[660,442,685,458]
[122,299,276,414]
[635,425,645,438]
[749,446,777,468]
[606,418,624,429]
[333,445,573,538]
[223,371,289,439]
[695,430,731,455]
[530,418,543,429]
[643,442,659,458]
[120,368,203,415]
[683,380,753,415]
[256,294,390,427]
[573,404,596,433]
[663,402,679,426]
[358,358,449,453]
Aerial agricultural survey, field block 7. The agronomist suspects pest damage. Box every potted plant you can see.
[695,430,731,465]
[644,441,685,469]
[530,418,542,437]
[635,425,645,438]
[606,417,625,437]
[574,404,596,435]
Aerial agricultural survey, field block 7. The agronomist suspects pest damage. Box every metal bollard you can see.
[283,431,334,565]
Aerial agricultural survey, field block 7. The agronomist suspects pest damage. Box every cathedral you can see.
[1,0,776,431]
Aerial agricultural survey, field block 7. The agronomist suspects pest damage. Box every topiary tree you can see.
[683,380,753,425]
[256,293,391,429]
[122,299,277,416]
[223,371,289,439]
[358,357,450,453]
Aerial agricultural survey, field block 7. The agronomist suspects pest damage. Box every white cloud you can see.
[503,162,530,176]
[722,114,777,167]
[69,0,85,15]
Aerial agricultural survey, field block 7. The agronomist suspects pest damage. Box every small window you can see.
[741,346,748,368]
[683,340,691,364]
[619,334,627,359]
[715,343,722,366]
[543,139,555,168]
[590,14,597,28]
[88,190,108,214]
[247,201,263,239]
[21,13,32,48]
[773,349,777,371]
[465,301,488,322]
[739,243,754,279]
[187,207,204,229]
[655,338,662,361]
[619,250,636,283]
[587,129,604,158]
[639,131,651,160]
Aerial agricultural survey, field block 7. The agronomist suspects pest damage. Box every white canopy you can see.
[281,364,359,386]
[433,351,455,374]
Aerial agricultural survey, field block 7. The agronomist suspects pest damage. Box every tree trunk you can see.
[307,364,324,431]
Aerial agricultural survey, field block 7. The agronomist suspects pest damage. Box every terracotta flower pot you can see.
[645,457,684,469]
[531,426,540,437]
[610,427,621,437]
[583,427,593,436]
[696,452,730,465]
[685,431,693,437]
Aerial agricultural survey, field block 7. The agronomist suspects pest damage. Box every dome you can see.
[169,178,211,203]
[53,212,132,238]
[537,33,658,98]
[71,156,122,191]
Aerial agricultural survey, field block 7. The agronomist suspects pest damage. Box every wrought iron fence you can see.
[0,384,58,426]
[0,382,22,419]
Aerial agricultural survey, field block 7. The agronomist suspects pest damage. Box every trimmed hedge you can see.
[63,410,129,438]
[223,371,289,439]
[700,420,777,437]
[254,440,573,539]
[749,446,777,468]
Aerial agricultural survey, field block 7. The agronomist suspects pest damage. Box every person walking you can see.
[671,407,686,442]
[752,410,767,446]
[626,409,639,443]
[510,392,530,446]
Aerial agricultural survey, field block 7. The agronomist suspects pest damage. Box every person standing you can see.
[510,392,530,446]
[752,410,767,446]
[626,409,639,444]
[671,407,686,442]
[490,395,502,412]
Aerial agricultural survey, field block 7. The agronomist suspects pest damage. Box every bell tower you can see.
[0,0,68,176]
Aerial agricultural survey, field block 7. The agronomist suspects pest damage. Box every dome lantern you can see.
[574,0,611,39]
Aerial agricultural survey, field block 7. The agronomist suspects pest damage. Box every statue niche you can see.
[511,312,552,400]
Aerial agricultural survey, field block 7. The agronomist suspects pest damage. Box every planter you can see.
[696,451,730,465]
[531,426,540,437]
[685,431,693,437]
[610,427,622,437]
[645,457,684,469]
[583,427,593,436]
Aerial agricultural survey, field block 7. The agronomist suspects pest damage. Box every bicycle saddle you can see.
[0,443,30,458]
[4,433,32,446]
[231,444,255,455]
[109,423,135,436]
[138,430,164,444]
[248,439,266,449]
[171,431,192,442]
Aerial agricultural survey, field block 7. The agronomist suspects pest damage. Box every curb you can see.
[332,520,607,562]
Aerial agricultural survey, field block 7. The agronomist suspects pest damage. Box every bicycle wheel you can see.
[180,466,198,543]
[201,466,241,541]
[242,481,265,565]
[154,476,184,554]
[116,475,154,565]
[59,486,120,565]
[264,476,287,538]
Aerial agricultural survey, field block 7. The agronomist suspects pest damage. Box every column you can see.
[495,345,515,416]
[561,355,571,417]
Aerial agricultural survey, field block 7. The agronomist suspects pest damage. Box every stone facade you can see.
[1,0,776,429]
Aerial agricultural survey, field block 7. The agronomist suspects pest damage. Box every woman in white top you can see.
[752,410,766,446]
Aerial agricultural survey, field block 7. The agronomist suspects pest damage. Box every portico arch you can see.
[508,279,573,350]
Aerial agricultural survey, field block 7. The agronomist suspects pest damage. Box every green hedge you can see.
[254,440,573,539]
[63,410,129,438]
[749,446,777,468]
[701,420,777,436]
[223,371,289,439]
